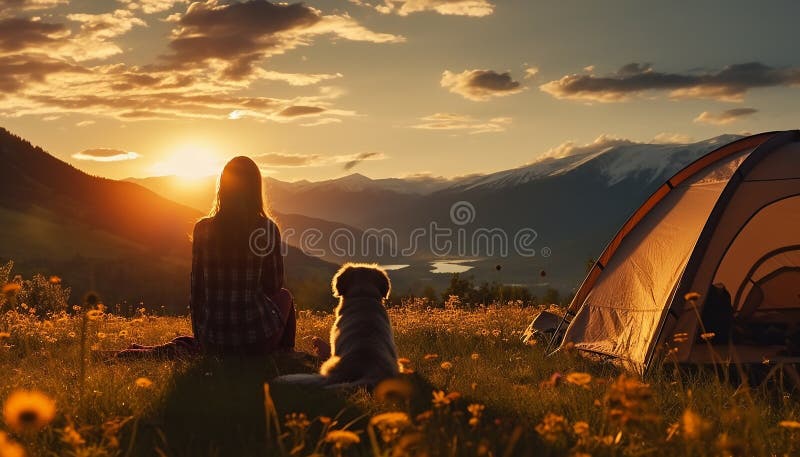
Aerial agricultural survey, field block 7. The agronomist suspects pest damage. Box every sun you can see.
[150,143,222,179]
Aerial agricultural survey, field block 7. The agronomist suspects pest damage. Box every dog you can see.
[273,263,398,389]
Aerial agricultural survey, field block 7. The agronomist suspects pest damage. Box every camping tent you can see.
[545,130,800,374]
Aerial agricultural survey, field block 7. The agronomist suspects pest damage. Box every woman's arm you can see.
[262,221,285,296]
[189,222,206,339]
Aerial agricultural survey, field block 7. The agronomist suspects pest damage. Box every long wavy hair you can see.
[209,156,270,227]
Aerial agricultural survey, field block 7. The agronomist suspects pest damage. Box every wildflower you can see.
[1,283,21,295]
[49,276,61,285]
[374,378,413,403]
[684,292,701,301]
[0,431,25,457]
[468,403,485,427]
[3,389,57,433]
[779,420,800,429]
[134,377,153,389]
[97,332,107,339]
[491,329,501,337]
[415,410,433,422]
[471,382,478,391]
[118,330,129,337]
[319,416,332,426]
[573,421,590,436]
[446,391,461,402]
[682,409,710,440]
[324,430,360,448]
[440,361,453,370]
[565,372,592,387]
[397,357,413,373]
[604,375,658,427]
[0,332,10,339]
[423,353,439,361]
[86,310,103,321]
[700,332,715,341]
[61,425,85,447]
[471,353,480,360]
[284,413,310,431]
[432,390,450,407]
[535,412,569,443]
[370,412,410,443]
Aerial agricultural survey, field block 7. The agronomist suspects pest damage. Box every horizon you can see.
[2,1,800,181]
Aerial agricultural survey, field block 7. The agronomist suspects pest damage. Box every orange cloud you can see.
[411,113,511,134]
[693,108,758,125]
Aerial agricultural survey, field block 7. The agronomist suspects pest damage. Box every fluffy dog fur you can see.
[273,263,398,389]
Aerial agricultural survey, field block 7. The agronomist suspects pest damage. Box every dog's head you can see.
[332,263,391,300]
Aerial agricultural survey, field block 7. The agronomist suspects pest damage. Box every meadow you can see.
[2,289,800,456]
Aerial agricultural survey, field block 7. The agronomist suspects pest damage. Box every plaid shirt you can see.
[190,216,285,352]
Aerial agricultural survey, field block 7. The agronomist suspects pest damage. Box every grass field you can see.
[1,301,800,457]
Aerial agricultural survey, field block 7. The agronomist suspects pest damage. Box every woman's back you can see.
[191,211,285,352]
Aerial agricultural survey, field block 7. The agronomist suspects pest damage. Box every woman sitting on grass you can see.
[116,156,295,358]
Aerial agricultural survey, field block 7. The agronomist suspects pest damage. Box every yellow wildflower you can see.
[423,353,439,361]
[471,353,480,360]
[0,431,25,457]
[97,332,107,340]
[134,377,153,389]
[49,276,61,285]
[0,332,10,339]
[535,412,569,443]
[432,390,450,407]
[573,421,590,436]
[324,430,360,447]
[1,283,21,295]
[684,292,701,301]
[565,372,592,387]
[682,409,710,440]
[3,389,57,433]
[779,420,800,429]
[440,361,453,370]
[86,310,103,321]
[700,332,715,341]
[61,425,85,447]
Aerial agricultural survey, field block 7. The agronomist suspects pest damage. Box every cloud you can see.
[118,0,188,14]
[0,54,87,92]
[301,117,342,127]
[533,134,634,163]
[0,0,67,14]
[257,70,342,86]
[252,152,321,167]
[693,108,758,125]
[540,62,800,102]
[163,0,403,79]
[0,17,68,52]
[72,148,140,162]
[350,0,495,17]
[278,105,326,117]
[411,112,511,134]
[76,120,96,127]
[342,151,384,170]
[651,132,693,144]
[441,69,524,101]
[524,67,539,79]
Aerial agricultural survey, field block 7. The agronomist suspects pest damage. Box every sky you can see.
[2,0,799,181]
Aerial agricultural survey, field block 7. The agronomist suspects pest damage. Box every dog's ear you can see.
[373,268,391,300]
[332,265,355,298]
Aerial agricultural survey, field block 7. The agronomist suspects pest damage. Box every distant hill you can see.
[0,128,337,311]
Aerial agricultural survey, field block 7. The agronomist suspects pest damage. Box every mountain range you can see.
[128,134,741,297]
[1,126,742,309]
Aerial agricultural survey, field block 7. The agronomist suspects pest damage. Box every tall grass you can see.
[0,300,799,456]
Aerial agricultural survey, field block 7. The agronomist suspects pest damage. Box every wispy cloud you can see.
[540,62,800,102]
[350,0,495,17]
[72,148,140,162]
[343,151,384,170]
[411,112,511,134]
[441,69,524,101]
[693,108,758,125]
